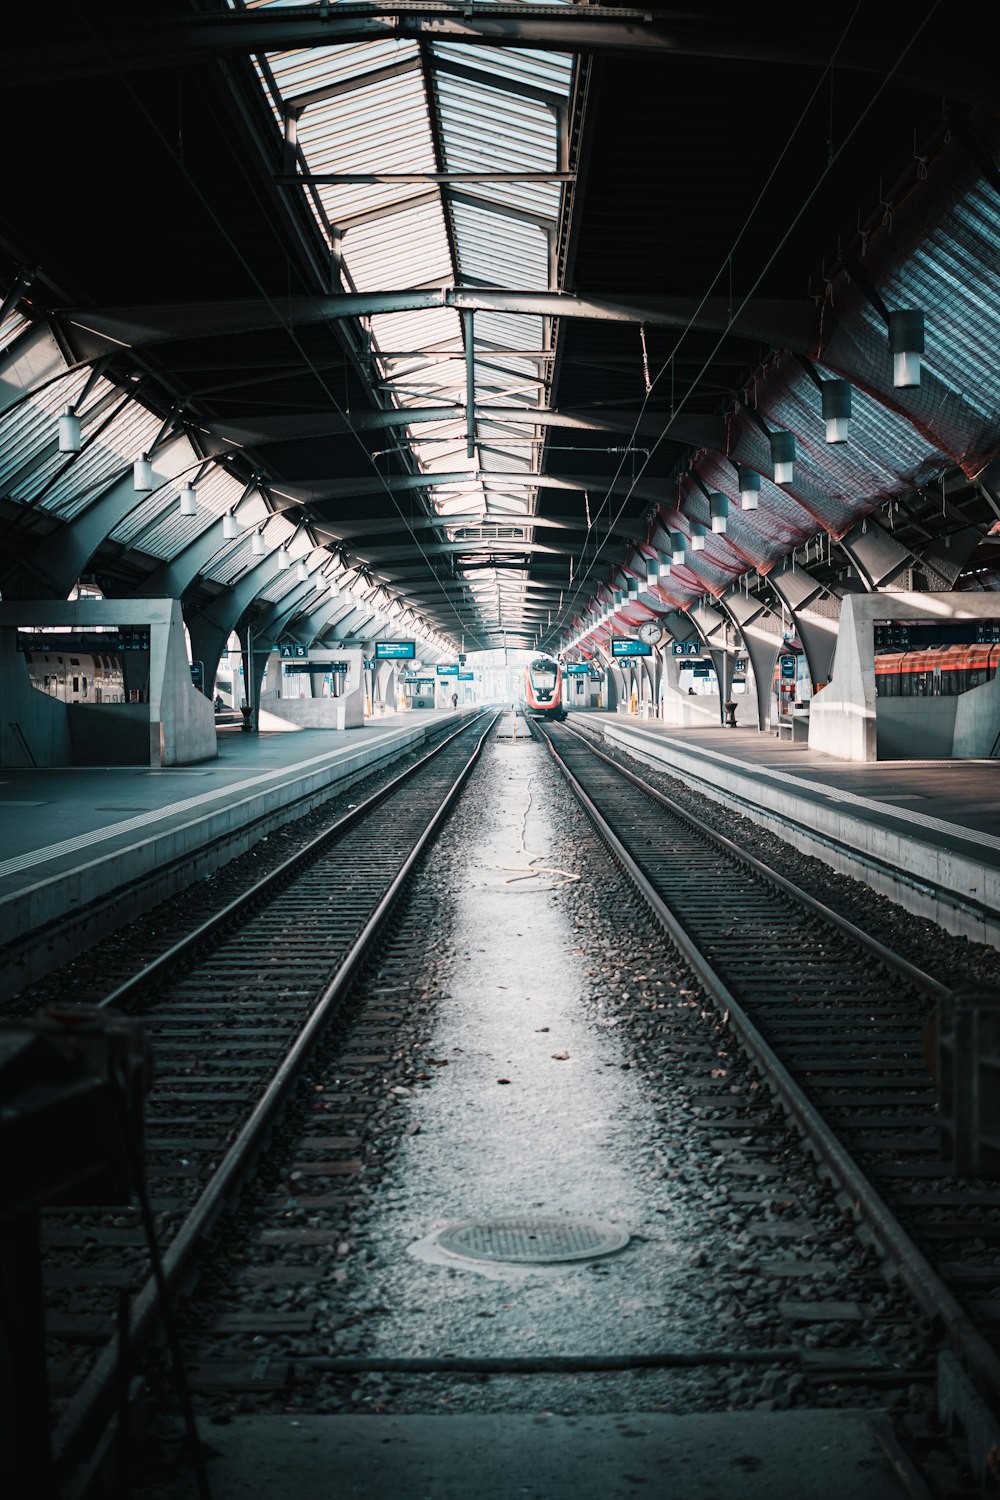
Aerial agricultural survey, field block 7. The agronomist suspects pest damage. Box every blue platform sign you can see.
[671,641,701,656]
[779,654,797,680]
[458,671,475,681]
[436,663,459,676]
[565,663,590,674]
[278,641,307,659]
[374,640,416,660]
[611,638,652,658]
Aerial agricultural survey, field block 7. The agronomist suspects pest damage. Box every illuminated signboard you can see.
[374,640,416,660]
[873,618,1000,649]
[671,641,702,656]
[458,671,475,681]
[436,663,459,676]
[611,639,652,658]
[565,663,590,674]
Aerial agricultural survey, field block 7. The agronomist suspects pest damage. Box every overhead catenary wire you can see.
[547,0,941,648]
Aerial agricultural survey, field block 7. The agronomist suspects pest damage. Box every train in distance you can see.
[522,654,567,720]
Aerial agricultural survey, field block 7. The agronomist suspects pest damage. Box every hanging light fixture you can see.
[670,532,686,564]
[888,310,924,388]
[657,551,672,578]
[133,452,153,492]
[893,309,923,390]
[710,493,729,533]
[58,405,81,453]
[821,380,852,443]
[329,574,340,596]
[738,468,760,511]
[178,482,198,516]
[770,431,796,485]
[277,546,291,569]
[296,560,309,582]
[627,573,640,599]
[690,522,707,552]
[646,553,660,584]
[222,510,240,540]
[251,529,267,556]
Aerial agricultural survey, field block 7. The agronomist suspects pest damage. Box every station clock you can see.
[637,621,664,646]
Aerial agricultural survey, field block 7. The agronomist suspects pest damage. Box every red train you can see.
[523,655,566,719]
[874,643,1000,697]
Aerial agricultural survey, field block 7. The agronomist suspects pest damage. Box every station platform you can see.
[579,712,1000,947]
[144,1408,927,1499]
[0,710,461,996]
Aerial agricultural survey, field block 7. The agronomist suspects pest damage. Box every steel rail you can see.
[561,720,950,1004]
[599,720,1000,942]
[52,710,500,1485]
[98,712,491,1013]
[0,719,464,1006]
[532,719,1000,1420]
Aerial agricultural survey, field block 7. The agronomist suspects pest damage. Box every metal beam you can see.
[280,469,667,505]
[56,291,817,362]
[9,11,989,108]
[279,172,575,185]
[207,404,726,452]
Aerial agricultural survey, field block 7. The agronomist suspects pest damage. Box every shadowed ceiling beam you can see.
[208,405,726,451]
[6,11,989,107]
[57,290,817,361]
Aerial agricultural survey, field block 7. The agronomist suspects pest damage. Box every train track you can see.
[531,717,1000,1454]
[1,715,460,1003]
[37,710,500,1494]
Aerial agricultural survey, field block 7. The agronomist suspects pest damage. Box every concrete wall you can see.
[261,647,367,729]
[0,631,74,766]
[262,693,364,730]
[954,671,1000,757]
[875,698,958,759]
[67,703,152,764]
[0,598,216,766]
[809,591,1000,761]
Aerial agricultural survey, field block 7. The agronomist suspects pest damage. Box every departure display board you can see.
[436,663,459,675]
[611,638,652,657]
[18,628,151,653]
[374,640,416,660]
[565,663,590,674]
[874,619,1000,649]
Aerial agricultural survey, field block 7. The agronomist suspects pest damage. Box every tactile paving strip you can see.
[434,1216,629,1265]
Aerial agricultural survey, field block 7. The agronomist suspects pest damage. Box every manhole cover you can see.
[434,1216,629,1266]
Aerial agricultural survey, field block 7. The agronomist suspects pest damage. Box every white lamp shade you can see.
[690,523,706,552]
[821,380,852,444]
[58,407,81,453]
[894,351,921,388]
[296,561,309,582]
[277,547,291,569]
[710,493,729,533]
[222,512,240,539]
[178,483,198,516]
[251,530,266,555]
[329,577,340,595]
[739,470,760,510]
[889,310,924,388]
[133,454,153,492]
